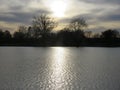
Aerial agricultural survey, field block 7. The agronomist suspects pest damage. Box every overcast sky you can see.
[0,0,120,33]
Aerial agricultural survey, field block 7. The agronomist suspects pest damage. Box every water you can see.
[0,47,120,90]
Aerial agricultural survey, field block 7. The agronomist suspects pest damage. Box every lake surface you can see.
[0,47,120,90]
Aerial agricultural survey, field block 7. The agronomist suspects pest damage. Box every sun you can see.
[50,1,67,17]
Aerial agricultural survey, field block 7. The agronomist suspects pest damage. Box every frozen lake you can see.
[0,47,120,90]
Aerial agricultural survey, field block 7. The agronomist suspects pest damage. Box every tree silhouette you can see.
[68,18,87,31]
[0,30,12,40]
[27,26,34,38]
[32,14,57,38]
[93,33,101,38]
[0,13,120,47]
[18,25,27,34]
[85,31,92,38]
[101,29,119,39]
[3,30,11,39]
[0,29,4,39]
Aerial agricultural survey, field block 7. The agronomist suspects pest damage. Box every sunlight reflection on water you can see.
[50,47,68,89]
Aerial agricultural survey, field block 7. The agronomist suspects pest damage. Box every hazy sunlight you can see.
[50,1,67,17]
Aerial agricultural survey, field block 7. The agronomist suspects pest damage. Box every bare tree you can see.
[101,29,119,39]
[85,31,92,38]
[32,14,57,38]
[93,33,101,38]
[68,17,87,31]
[18,25,27,34]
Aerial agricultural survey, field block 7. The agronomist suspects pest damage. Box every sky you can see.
[0,0,120,33]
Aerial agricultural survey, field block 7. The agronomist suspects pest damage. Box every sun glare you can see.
[51,1,67,17]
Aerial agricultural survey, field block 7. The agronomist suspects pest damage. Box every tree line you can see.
[0,14,120,47]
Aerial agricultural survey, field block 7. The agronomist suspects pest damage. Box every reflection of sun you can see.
[50,47,67,89]
[50,1,67,17]
[52,47,65,68]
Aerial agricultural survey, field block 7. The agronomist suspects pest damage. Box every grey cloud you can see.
[98,14,120,22]
[0,12,33,23]
[0,9,50,24]
[74,6,120,22]
[60,6,120,31]
[59,11,120,25]
[0,0,120,32]
[78,0,120,5]
[0,0,50,24]
[59,13,95,23]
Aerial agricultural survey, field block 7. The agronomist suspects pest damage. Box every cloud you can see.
[0,0,120,32]
[0,0,51,31]
[78,0,120,5]
[64,4,120,32]
[98,14,120,22]
[0,9,50,23]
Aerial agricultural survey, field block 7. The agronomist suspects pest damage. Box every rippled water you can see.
[0,47,120,90]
